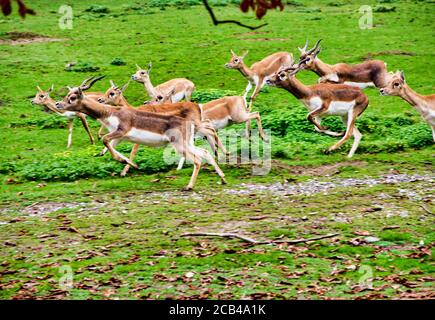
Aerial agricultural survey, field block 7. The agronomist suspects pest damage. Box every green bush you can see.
[84,5,110,14]
[192,89,237,103]
[111,58,127,66]
[21,146,173,181]
[65,61,100,73]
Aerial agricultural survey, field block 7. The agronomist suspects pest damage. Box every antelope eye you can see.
[393,82,400,87]
[109,92,115,97]
[157,96,163,100]
[39,95,44,98]
[140,72,145,75]
[70,96,76,102]
[234,59,239,63]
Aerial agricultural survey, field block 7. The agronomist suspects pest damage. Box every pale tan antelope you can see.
[131,62,195,102]
[31,85,95,148]
[380,71,435,141]
[225,50,293,111]
[266,59,369,158]
[298,40,390,89]
[55,77,226,191]
[97,81,227,176]
[176,95,269,169]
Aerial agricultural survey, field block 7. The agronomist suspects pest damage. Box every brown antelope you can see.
[266,58,369,158]
[31,85,95,148]
[298,40,390,89]
[225,50,293,111]
[55,76,226,191]
[131,62,195,102]
[98,81,227,176]
[380,71,435,141]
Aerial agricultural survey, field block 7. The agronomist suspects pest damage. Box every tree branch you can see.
[181,232,340,245]
[202,0,267,30]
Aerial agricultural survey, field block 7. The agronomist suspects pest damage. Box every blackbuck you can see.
[97,80,227,176]
[225,50,293,111]
[298,40,390,89]
[31,85,95,148]
[55,76,226,191]
[266,59,369,158]
[380,71,435,141]
[131,62,195,102]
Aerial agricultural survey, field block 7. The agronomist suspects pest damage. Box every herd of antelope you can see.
[31,40,435,190]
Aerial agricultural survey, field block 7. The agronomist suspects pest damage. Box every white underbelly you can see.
[61,111,76,118]
[344,81,374,89]
[326,101,355,115]
[125,128,169,146]
[211,117,230,130]
[100,116,120,132]
[171,92,185,102]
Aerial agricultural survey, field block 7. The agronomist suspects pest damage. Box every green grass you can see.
[0,0,434,299]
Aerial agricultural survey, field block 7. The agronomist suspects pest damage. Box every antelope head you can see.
[225,50,249,69]
[298,39,322,68]
[31,84,54,105]
[266,57,308,87]
[98,80,129,105]
[56,76,105,111]
[380,71,406,96]
[144,87,176,105]
[131,62,152,83]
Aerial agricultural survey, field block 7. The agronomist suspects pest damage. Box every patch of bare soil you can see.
[363,50,416,60]
[272,160,367,176]
[0,32,65,45]
[21,202,82,216]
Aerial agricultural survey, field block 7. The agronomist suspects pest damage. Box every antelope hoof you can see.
[182,185,193,192]
[220,177,227,185]
[120,171,128,177]
[324,148,333,155]
[128,162,139,169]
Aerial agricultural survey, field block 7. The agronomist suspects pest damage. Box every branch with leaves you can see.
[203,0,284,30]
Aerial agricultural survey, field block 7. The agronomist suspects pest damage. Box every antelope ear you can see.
[230,49,236,56]
[121,81,130,92]
[241,50,249,59]
[67,86,73,91]
[36,85,43,92]
[48,84,54,93]
[135,63,142,70]
[110,80,116,88]
[147,62,152,71]
[400,70,405,82]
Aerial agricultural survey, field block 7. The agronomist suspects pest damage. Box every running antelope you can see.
[298,40,390,89]
[98,81,227,176]
[31,85,95,148]
[177,95,269,169]
[225,50,293,111]
[266,59,369,158]
[380,71,435,141]
[55,76,226,191]
[131,62,195,102]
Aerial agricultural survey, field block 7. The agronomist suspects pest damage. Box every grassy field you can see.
[0,0,434,299]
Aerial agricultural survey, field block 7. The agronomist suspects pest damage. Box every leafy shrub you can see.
[21,146,173,181]
[374,5,396,12]
[10,115,69,129]
[111,58,127,66]
[65,61,100,73]
[84,5,110,14]
[192,89,237,103]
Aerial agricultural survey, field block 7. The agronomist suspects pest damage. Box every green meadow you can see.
[0,0,433,299]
